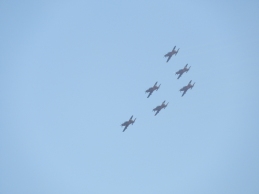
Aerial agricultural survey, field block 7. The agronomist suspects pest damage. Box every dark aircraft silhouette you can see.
[164,46,180,62]
[121,115,136,132]
[175,64,191,79]
[145,81,161,98]
[179,80,195,97]
[153,101,169,116]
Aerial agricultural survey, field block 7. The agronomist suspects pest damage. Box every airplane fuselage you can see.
[176,69,184,75]
[121,120,133,126]
[146,88,153,93]
[153,106,161,111]
[153,103,166,111]
[180,86,187,91]
[177,67,188,74]
[121,121,129,126]
[146,85,159,92]
[165,50,176,57]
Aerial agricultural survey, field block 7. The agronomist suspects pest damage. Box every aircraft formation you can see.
[121,46,195,132]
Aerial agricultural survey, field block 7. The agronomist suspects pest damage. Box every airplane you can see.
[153,100,169,116]
[121,115,136,132]
[145,81,161,98]
[164,46,180,62]
[175,64,191,79]
[179,80,195,97]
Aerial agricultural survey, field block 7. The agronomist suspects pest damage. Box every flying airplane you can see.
[179,80,195,97]
[153,100,169,116]
[145,81,161,98]
[164,46,180,62]
[121,115,136,132]
[175,64,191,79]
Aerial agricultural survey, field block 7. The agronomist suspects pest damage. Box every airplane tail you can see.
[156,84,161,91]
[132,118,136,125]
[187,66,191,72]
[176,48,180,55]
[165,102,169,108]
[191,83,195,89]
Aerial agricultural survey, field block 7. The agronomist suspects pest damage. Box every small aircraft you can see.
[179,80,195,97]
[121,115,136,132]
[175,64,191,79]
[145,81,161,98]
[164,46,180,62]
[153,100,169,116]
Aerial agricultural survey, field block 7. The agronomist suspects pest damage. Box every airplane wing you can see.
[182,89,187,97]
[177,73,183,79]
[146,87,152,93]
[129,115,133,120]
[164,52,170,57]
[123,125,128,132]
[173,46,176,50]
[147,91,153,98]
[166,55,172,62]
[185,64,188,68]
[154,109,160,116]
[153,82,158,86]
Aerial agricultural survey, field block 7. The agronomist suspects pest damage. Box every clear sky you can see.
[1,0,259,193]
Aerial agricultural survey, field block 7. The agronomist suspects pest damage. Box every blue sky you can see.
[1,0,259,193]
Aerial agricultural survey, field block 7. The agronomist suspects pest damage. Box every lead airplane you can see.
[121,115,136,132]
[175,64,191,79]
[153,101,169,116]
[179,80,195,97]
[145,81,161,98]
[164,46,180,62]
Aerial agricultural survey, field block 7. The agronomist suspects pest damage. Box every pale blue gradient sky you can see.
[1,0,259,194]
